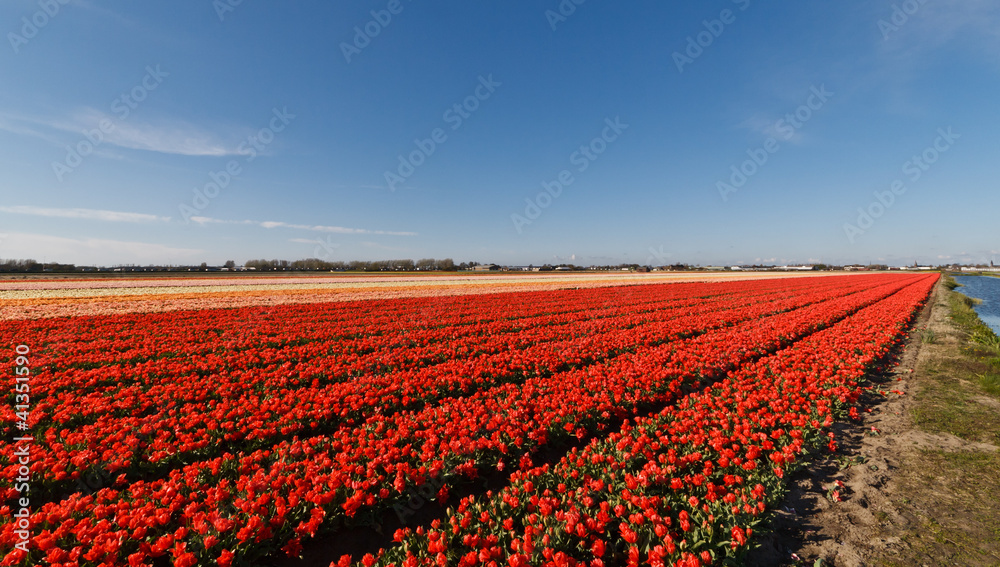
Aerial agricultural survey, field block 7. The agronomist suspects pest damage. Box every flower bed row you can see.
[2,280,740,377]
[3,278,807,439]
[364,274,936,567]
[9,289,712,429]
[0,275,926,566]
[3,284,682,398]
[0,280,819,498]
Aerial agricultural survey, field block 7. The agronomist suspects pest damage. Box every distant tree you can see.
[199,262,208,271]
[224,260,236,269]
[245,259,275,271]
[435,258,456,271]
[291,258,330,270]
[0,259,42,272]
[43,263,76,272]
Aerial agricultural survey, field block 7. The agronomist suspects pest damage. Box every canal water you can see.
[954,275,1000,335]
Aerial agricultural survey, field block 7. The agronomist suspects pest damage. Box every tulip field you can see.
[0,273,937,566]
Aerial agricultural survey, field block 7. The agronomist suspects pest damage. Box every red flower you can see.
[731,526,748,548]
[282,538,303,558]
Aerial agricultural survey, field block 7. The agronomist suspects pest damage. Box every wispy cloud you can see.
[0,114,65,146]
[854,0,1000,118]
[874,0,1000,75]
[75,0,141,30]
[190,216,418,236]
[0,109,239,157]
[0,232,202,265]
[881,0,1000,52]
[80,109,235,156]
[0,205,170,223]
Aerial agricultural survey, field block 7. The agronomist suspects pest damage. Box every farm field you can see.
[0,272,937,567]
[0,272,840,321]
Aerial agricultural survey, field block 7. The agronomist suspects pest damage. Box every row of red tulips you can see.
[2,280,798,438]
[2,281,740,378]
[364,274,936,567]
[0,279,859,500]
[9,289,711,430]
[0,281,815,497]
[0,276,856,502]
[4,285,678,402]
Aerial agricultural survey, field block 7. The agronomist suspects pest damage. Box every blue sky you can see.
[1,0,998,267]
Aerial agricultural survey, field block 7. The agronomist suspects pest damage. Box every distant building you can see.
[472,264,500,272]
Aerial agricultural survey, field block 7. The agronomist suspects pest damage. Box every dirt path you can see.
[747,278,1000,566]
